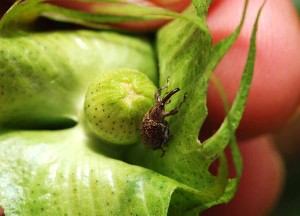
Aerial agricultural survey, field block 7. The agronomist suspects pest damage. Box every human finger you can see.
[202,136,284,216]
[205,0,300,139]
[49,0,190,30]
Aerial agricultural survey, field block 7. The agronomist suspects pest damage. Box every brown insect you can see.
[140,78,187,157]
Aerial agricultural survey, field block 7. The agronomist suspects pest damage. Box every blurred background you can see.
[271,2,300,215]
[272,114,300,216]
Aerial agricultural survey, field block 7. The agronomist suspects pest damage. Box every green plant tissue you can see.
[0,0,264,215]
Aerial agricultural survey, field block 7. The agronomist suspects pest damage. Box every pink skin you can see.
[204,0,298,214]
[49,0,190,30]
[1,0,299,215]
[205,0,300,139]
[203,137,284,216]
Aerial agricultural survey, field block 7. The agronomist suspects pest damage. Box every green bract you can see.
[0,0,264,215]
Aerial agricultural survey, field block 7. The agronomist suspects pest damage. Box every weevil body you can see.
[140,79,187,156]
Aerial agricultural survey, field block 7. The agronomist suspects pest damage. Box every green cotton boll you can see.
[0,31,157,129]
[84,68,156,145]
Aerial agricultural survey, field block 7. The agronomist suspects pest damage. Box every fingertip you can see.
[206,0,300,138]
[202,136,285,216]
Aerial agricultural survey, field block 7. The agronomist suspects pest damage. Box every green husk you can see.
[0,0,264,215]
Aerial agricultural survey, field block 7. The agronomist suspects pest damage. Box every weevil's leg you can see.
[155,77,170,103]
[160,147,166,157]
[164,93,187,117]
[160,128,172,157]
[177,93,188,109]
[164,109,178,117]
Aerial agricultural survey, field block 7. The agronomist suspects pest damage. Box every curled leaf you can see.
[0,0,265,215]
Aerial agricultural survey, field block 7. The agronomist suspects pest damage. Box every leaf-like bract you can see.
[0,0,264,215]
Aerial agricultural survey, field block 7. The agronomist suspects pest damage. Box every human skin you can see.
[205,0,300,140]
[1,0,300,215]
[202,1,300,213]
